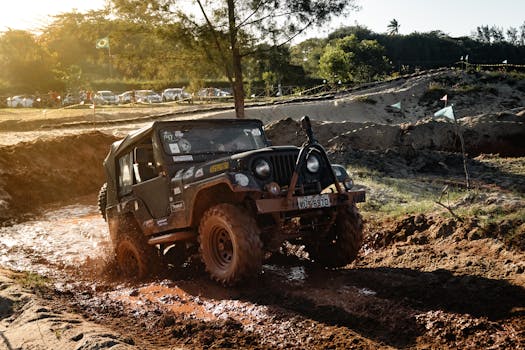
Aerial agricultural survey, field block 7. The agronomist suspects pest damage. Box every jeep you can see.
[98,116,365,285]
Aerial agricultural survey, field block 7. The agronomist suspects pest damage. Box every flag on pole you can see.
[465,54,469,62]
[434,105,455,121]
[502,59,508,64]
[96,37,110,49]
[390,101,401,110]
[440,94,448,102]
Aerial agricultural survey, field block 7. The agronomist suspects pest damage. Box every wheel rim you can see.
[209,226,234,270]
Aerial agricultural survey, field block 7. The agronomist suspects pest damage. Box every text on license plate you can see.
[297,194,331,209]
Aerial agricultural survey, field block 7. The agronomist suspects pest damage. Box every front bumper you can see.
[255,190,365,214]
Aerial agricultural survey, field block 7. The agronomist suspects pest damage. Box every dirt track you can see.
[1,69,524,349]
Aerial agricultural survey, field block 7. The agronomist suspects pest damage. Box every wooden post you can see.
[453,116,470,189]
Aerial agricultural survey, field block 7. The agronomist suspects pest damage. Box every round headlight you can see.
[234,173,250,187]
[254,159,271,178]
[343,178,354,190]
[306,154,320,173]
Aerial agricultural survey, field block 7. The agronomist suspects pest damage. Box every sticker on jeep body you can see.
[210,161,229,173]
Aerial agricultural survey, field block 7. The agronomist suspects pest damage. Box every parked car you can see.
[197,88,232,98]
[162,88,192,102]
[135,90,162,103]
[7,95,34,108]
[118,91,135,104]
[94,90,119,105]
[62,93,80,106]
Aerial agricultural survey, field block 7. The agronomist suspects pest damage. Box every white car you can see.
[7,95,34,108]
[135,90,162,103]
[162,88,191,102]
[94,90,119,105]
[118,91,135,104]
[198,88,232,97]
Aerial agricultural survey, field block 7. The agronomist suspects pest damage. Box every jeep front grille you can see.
[269,153,298,186]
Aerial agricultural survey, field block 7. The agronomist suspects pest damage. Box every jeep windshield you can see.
[159,125,266,155]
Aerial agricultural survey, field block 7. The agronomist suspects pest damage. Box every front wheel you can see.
[305,205,363,267]
[199,204,263,285]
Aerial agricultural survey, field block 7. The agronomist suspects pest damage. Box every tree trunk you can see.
[227,0,245,118]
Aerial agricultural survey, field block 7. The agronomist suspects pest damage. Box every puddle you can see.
[263,265,308,285]
[0,204,110,275]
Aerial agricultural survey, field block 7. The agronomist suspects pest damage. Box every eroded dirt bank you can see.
[266,109,525,157]
[0,132,118,223]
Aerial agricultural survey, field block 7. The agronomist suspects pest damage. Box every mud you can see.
[265,110,525,157]
[0,192,523,349]
[0,132,118,223]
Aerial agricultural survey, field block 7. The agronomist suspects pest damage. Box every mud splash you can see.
[0,202,110,276]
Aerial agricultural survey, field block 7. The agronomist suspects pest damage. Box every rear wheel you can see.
[97,183,107,221]
[114,216,159,279]
[199,204,263,285]
[305,205,363,267]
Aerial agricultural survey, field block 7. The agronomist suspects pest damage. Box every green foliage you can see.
[0,30,62,92]
[319,44,349,82]
[261,71,277,96]
[319,34,391,83]
[13,271,50,291]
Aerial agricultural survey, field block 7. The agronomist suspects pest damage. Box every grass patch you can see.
[349,164,465,219]
[355,96,377,104]
[13,271,50,292]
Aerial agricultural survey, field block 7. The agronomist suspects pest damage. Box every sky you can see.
[0,0,524,39]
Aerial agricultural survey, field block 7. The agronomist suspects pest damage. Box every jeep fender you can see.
[188,174,261,228]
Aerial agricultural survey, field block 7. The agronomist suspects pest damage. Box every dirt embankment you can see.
[0,132,118,223]
[265,110,525,157]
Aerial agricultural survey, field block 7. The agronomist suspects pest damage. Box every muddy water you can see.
[0,204,110,275]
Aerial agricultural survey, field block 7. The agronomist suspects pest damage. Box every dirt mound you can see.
[265,110,525,157]
[0,132,118,223]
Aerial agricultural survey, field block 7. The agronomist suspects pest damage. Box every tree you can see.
[520,22,525,46]
[319,34,391,83]
[111,0,357,118]
[506,27,518,45]
[490,26,505,43]
[387,19,400,35]
[0,30,60,92]
[318,44,348,82]
[290,37,327,78]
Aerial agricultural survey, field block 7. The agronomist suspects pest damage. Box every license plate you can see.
[297,194,331,209]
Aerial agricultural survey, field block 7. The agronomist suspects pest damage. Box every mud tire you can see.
[97,183,107,221]
[115,216,158,279]
[305,205,363,267]
[199,204,263,285]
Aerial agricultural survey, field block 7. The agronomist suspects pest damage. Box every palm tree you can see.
[387,19,400,35]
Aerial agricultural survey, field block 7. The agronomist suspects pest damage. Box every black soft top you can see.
[103,118,264,206]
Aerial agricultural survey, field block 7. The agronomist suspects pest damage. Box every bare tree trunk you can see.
[227,0,245,118]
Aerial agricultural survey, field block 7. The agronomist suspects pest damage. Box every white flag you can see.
[440,94,448,102]
[434,105,455,121]
[390,101,401,110]
[502,59,508,64]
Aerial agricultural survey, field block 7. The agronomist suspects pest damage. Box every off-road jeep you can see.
[98,116,365,285]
